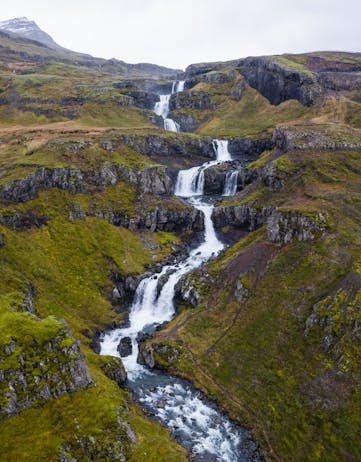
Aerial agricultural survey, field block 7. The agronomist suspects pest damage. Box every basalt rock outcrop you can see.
[99,356,127,386]
[175,270,211,308]
[272,125,361,151]
[170,112,201,133]
[213,205,328,245]
[185,64,238,85]
[212,205,274,231]
[169,91,216,112]
[117,337,133,358]
[228,137,273,163]
[0,210,48,231]
[137,342,180,369]
[203,164,233,195]
[236,56,323,106]
[267,211,328,244]
[0,315,92,419]
[203,163,255,195]
[92,204,204,233]
[110,273,142,308]
[0,164,173,203]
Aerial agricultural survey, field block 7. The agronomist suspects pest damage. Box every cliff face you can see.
[236,56,323,106]
[0,164,173,203]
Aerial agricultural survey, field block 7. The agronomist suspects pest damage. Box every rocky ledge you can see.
[212,205,274,231]
[0,163,173,203]
[267,211,328,244]
[213,205,328,245]
[273,125,361,151]
[70,201,204,233]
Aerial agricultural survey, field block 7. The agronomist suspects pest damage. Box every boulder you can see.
[100,356,127,386]
[117,337,132,357]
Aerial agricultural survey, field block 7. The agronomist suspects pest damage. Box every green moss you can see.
[274,56,316,78]
[198,85,310,138]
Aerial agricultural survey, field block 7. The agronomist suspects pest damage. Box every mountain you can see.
[0,17,181,79]
[0,16,63,50]
[0,21,360,462]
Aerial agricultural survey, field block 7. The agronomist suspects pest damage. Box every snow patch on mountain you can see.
[0,17,62,50]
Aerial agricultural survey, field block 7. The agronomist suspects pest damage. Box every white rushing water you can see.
[175,139,233,197]
[154,80,185,132]
[100,138,260,461]
[223,170,239,196]
[212,139,232,162]
[100,196,224,375]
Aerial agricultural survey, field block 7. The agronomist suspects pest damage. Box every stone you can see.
[117,337,132,357]
[100,357,127,386]
[212,205,274,231]
[267,211,327,245]
[0,321,92,420]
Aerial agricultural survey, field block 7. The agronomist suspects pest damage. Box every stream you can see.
[100,83,261,461]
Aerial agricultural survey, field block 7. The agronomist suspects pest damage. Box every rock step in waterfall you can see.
[154,80,185,132]
[99,138,260,461]
[175,139,238,197]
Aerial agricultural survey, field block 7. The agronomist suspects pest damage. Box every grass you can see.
[274,56,316,78]
[197,85,310,137]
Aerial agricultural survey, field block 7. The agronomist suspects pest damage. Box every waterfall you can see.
[175,138,233,197]
[175,165,205,196]
[212,139,232,161]
[99,133,261,461]
[175,80,185,92]
[223,170,239,196]
[154,80,185,133]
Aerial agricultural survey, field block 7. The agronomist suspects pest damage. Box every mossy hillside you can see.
[0,65,154,128]
[148,147,361,461]
[0,349,187,461]
[282,52,361,70]
[0,131,162,187]
[197,84,310,138]
[274,56,316,78]
[311,95,361,129]
[0,188,182,338]
[0,184,187,459]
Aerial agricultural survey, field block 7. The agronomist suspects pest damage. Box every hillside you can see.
[0,21,360,462]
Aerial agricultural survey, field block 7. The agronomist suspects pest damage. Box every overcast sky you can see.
[1,0,360,69]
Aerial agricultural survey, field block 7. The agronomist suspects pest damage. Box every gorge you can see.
[100,137,261,461]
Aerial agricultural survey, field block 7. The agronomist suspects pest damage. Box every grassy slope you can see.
[147,146,361,461]
[0,60,154,128]
[0,127,188,460]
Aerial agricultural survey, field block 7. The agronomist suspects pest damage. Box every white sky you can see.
[1,0,360,70]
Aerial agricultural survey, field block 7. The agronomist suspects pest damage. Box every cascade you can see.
[100,136,260,461]
[212,139,232,161]
[154,80,185,132]
[223,170,239,196]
